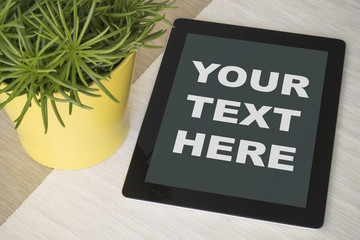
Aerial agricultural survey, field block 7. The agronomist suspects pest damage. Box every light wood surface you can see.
[1,0,359,239]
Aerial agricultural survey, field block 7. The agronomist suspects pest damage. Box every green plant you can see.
[0,0,175,132]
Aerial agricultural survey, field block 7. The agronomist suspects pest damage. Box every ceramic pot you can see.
[0,53,136,169]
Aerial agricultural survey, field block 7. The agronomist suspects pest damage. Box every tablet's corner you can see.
[173,18,191,26]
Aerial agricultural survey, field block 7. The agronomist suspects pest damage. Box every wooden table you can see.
[1,0,359,239]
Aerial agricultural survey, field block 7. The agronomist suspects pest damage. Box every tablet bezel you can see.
[122,18,346,228]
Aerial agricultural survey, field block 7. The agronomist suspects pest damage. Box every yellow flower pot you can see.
[0,53,136,170]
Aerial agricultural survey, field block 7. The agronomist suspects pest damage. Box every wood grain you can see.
[0,110,52,226]
[0,0,359,239]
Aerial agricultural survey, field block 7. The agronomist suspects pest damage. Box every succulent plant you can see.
[0,0,175,132]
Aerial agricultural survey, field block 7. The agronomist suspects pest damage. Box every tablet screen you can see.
[123,18,346,228]
[145,33,328,208]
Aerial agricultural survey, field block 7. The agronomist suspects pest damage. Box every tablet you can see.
[122,18,346,228]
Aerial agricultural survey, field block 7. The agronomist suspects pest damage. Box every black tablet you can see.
[122,18,346,228]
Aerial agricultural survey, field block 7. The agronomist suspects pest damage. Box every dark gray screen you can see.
[145,33,328,208]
